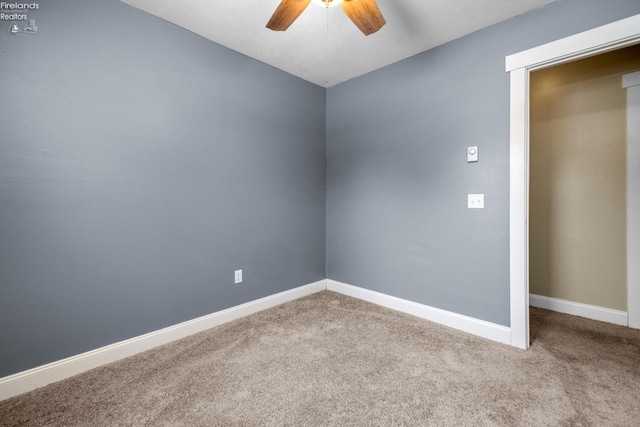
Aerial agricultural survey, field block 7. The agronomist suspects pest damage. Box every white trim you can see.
[530,294,628,326]
[509,67,530,349]
[505,15,640,72]
[327,280,511,345]
[0,280,327,401]
[625,75,640,329]
[623,71,640,88]
[507,15,640,349]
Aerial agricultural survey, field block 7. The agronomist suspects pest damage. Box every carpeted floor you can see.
[1,291,639,426]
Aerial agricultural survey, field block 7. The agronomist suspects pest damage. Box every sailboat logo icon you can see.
[8,22,19,34]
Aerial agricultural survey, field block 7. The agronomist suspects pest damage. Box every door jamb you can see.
[623,71,640,329]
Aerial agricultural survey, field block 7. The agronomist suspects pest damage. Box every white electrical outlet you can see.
[468,194,484,209]
[234,269,242,284]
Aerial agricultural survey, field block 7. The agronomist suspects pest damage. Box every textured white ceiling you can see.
[120,0,556,87]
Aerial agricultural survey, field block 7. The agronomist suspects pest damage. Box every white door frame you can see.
[624,71,640,329]
[505,14,640,349]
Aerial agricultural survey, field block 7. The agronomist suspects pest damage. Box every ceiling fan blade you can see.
[266,0,312,31]
[341,0,386,36]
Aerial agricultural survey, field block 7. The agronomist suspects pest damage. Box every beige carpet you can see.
[1,291,639,426]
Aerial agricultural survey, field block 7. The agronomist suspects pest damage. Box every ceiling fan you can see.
[266,0,386,36]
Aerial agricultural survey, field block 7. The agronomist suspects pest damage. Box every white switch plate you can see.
[467,146,479,162]
[468,194,484,209]
[234,269,242,284]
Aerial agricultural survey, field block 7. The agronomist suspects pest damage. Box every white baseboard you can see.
[327,280,511,345]
[529,294,628,326]
[0,279,326,402]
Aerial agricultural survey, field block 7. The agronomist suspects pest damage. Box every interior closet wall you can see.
[529,45,640,310]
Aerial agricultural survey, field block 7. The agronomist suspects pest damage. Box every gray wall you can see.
[0,0,326,377]
[326,0,640,326]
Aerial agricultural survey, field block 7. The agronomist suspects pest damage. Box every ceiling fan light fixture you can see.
[267,0,384,36]
[311,0,343,8]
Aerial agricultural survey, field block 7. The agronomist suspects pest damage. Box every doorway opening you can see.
[528,45,640,327]
[506,14,640,349]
